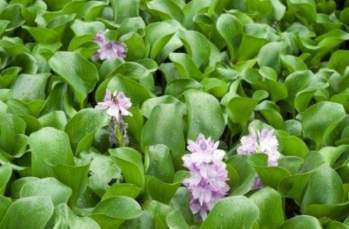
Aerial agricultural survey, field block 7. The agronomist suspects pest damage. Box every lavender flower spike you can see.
[93,32,127,61]
[237,128,281,166]
[95,91,132,122]
[183,134,230,219]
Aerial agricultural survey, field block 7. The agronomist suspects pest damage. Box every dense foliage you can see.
[1,0,349,228]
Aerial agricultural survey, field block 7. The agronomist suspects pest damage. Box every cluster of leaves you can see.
[1,0,349,228]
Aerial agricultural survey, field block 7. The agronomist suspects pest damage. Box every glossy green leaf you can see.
[110,147,145,188]
[299,102,346,148]
[185,90,225,140]
[19,177,72,205]
[250,187,284,229]
[65,108,110,152]
[29,127,74,177]
[141,103,185,168]
[49,51,99,105]
[280,215,321,229]
[201,196,259,229]
[0,196,54,229]
[145,144,175,183]
[92,196,142,229]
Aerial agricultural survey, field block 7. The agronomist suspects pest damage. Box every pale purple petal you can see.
[93,32,127,61]
[106,105,120,120]
[182,134,229,220]
[237,130,258,155]
[253,177,263,189]
[113,42,127,58]
[95,32,107,46]
[237,127,281,167]
[95,91,132,122]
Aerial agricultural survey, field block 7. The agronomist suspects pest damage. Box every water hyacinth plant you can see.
[1,0,349,228]
[96,91,132,146]
[93,32,127,61]
[238,128,281,167]
[183,134,229,219]
[238,128,281,189]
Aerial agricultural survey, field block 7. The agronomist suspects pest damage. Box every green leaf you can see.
[91,196,143,229]
[0,164,11,195]
[255,101,284,128]
[118,17,146,36]
[280,55,308,73]
[147,0,183,22]
[166,210,189,229]
[169,53,202,80]
[216,13,242,61]
[11,73,49,101]
[304,201,349,220]
[145,20,182,61]
[165,79,202,96]
[0,196,54,229]
[111,0,140,23]
[120,211,154,229]
[169,187,194,225]
[51,163,90,206]
[147,176,180,204]
[48,204,100,229]
[279,172,312,203]
[45,0,71,10]
[238,23,270,61]
[299,102,346,148]
[121,32,146,60]
[277,130,308,158]
[141,95,184,119]
[38,111,67,130]
[0,196,11,222]
[141,103,185,168]
[228,155,257,195]
[65,108,110,153]
[182,0,211,28]
[257,42,286,71]
[102,183,141,200]
[302,165,344,209]
[49,51,99,105]
[178,30,211,69]
[82,152,121,197]
[107,76,151,106]
[328,50,349,74]
[144,200,172,228]
[70,19,105,36]
[201,196,259,229]
[250,187,284,229]
[145,144,175,183]
[20,177,72,205]
[0,112,26,156]
[23,26,62,44]
[184,90,225,140]
[0,66,21,88]
[29,127,74,177]
[285,70,328,112]
[202,78,228,98]
[226,96,257,126]
[146,176,179,204]
[254,165,290,190]
[110,147,145,188]
[287,0,317,23]
[279,215,322,229]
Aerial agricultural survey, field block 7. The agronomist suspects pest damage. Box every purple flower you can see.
[93,32,127,61]
[237,128,280,166]
[253,177,263,189]
[96,91,132,122]
[183,134,230,219]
